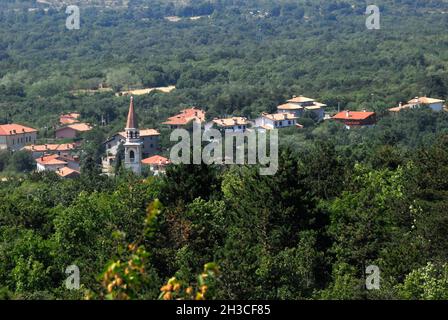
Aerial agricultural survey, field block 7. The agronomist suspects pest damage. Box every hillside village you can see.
[1,93,446,178]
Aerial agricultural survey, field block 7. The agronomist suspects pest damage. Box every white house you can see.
[36,154,68,172]
[254,112,298,130]
[141,155,171,176]
[389,96,445,113]
[205,117,249,133]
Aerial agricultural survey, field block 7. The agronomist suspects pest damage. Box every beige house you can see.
[205,117,250,133]
[0,124,38,151]
[389,96,445,113]
[277,95,327,121]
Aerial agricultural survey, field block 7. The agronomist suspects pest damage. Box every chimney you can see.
[399,102,402,107]
[346,111,350,118]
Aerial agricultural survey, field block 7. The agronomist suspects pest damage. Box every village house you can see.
[57,154,81,171]
[204,117,250,133]
[59,113,80,125]
[35,154,80,177]
[55,123,92,139]
[254,112,298,130]
[55,167,81,178]
[332,110,377,129]
[277,95,327,121]
[162,107,206,129]
[36,154,68,172]
[141,155,171,176]
[0,124,38,151]
[389,96,445,113]
[23,143,77,158]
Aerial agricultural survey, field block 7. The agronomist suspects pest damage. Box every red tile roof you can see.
[35,154,67,166]
[141,155,171,165]
[0,124,37,136]
[56,167,80,177]
[24,143,76,152]
[162,107,206,126]
[332,111,376,121]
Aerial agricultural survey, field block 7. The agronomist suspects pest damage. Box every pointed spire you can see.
[126,96,138,129]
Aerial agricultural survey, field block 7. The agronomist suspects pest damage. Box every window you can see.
[288,120,291,125]
[129,150,135,163]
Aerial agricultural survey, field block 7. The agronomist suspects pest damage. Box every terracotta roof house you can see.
[141,155,171,175]
[35,153,80,177]
[56,167,80,178]
[332,110,376,129]
[55,123,92,139]
[0,124,38,151]
[162,107,206,129]
[24,143,77,158]
[36,154,68,172]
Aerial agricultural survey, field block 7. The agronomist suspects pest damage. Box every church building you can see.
[124,96,143,175]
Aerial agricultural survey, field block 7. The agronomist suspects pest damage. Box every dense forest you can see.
[2,0,448,299]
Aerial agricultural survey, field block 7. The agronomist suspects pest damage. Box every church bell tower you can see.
[124,96,142,175]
